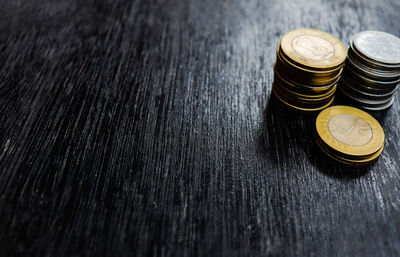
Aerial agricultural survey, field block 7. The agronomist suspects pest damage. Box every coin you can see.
[338,30,400,111]
[337,89,395,111]
[315,106,384,157]
[357,98,395,111]
[339,78,395,101]
[280,28,346,71]
[346,57,400,81]
[273,83,335,108]
[272,86,335,112]
[277,46,344,75]
[347,46,400,72]
[274,67,337,94]
[338,82,395,110]
[315,135,383,167]
[342,68,400,91]
[351,31,400,65]
[273,29,345,112]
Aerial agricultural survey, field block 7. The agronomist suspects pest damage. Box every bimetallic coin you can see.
[273,82,335,108]
[316,106,384,157]
[273,67,337,94]
[351,31,400,65]
[272,86,335,112]
[277,46,344,75]
[315,135,383,167]
[280,29,346,71]
[277,80,337,100]
[275,60,342,86]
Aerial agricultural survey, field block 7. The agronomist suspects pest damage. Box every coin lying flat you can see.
[272,86,335,112]
[315,105,385,167]
[316,106,384,157]
[280,28,346,71]
[315,134,383,167]
[351,31,400,65]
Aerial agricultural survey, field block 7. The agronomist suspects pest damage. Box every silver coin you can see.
[341,72,399,95]
[345,58,400,82]
[348,45,400,71]
[359,97,394,111]
[347,47,400,75]
[352,31,400,65]
[343,66,400,89]
[339,78,395,101]
[338,85,394,106]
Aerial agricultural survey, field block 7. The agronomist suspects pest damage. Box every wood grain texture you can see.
[1,0,400,256]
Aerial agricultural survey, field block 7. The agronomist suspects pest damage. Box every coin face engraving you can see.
[328,113,373,146]
[353,31,400,64]
[292,34,335,60]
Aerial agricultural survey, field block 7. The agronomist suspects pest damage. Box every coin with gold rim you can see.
[272,87,335,112]
[316,106,384,157]
[280,28,346,71]
[315,135,383,167]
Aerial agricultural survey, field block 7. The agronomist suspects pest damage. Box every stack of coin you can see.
[339,31,400,111]
[272,29,346,112]
[315,106,384,167]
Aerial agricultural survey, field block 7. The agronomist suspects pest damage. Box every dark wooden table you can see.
[1,0,400,256]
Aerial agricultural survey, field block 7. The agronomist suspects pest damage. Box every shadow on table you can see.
[261,95,370,179]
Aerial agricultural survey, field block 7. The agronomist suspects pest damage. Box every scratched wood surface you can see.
[1,0,400,256]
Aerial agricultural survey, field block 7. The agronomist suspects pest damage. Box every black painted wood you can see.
[1,0,400,256]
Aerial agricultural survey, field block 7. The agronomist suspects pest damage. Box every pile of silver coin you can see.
[339,31,400,111]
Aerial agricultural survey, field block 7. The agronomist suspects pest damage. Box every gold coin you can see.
[277,46,344,75]
[315,133,381,161]
[274,79,336,101]
[275,58,343,86]
[273,66,336,94]
[272,86,334,112]
[280,29,346,71]
[315,135,383,167]
[316,106,384,157]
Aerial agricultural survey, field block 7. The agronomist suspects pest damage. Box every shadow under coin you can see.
[262,95,317,169]
[308,140,370,179]
[262,94,371,179]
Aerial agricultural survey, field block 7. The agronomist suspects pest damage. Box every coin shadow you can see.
[262,95,370,179]
[308,142,370,179]
[261,95,316,168]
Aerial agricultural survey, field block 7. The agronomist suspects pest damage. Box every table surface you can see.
[1,0,400,256]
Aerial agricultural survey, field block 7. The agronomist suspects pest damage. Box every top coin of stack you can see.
[273,29,346,112]
[339,31,400,111]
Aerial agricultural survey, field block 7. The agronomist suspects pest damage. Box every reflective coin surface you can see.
[280,28,346,70]
[292,34,335,60]
[316,106,384,156]
[352,31,400,64]
[328,113,372,146]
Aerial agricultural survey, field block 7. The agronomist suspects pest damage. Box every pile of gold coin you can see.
[273,29,346,112]
[315,106,384,167]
